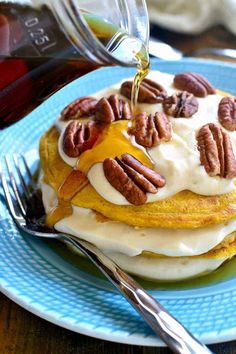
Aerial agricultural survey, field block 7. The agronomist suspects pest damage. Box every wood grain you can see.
[0,292,236,354]
[1,25,236,354]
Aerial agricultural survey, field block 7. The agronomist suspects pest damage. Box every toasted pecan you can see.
[95,94,131,125]
[103,158,147,205]
[58,169,89,201]
[61,97,98,121]
[218,96,236,131]
[163,91,198,118]
[174,72,215,97]
[63,121,100,157]
[132,112,171,148]
[197,123,236,178]
[120,78,167,103]
[103,154,165,205]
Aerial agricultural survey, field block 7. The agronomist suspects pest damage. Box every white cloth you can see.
[147,0,236,34]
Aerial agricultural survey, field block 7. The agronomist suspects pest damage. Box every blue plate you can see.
[1,59,236,346]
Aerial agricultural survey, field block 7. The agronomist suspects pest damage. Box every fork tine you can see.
[21,155,36,189]
[13,154,32,199]
[5,156,27,216]
[0,161,25,222]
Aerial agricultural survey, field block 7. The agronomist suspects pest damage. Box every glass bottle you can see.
[0,0,149,128]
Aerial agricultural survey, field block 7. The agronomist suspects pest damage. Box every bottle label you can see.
[8,5,77,58]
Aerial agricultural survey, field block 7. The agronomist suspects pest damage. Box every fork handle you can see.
[61,235,212,354]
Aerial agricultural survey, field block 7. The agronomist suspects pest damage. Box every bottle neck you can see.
[48,0,149,67]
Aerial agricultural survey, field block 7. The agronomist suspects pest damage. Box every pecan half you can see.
[173,72,215,97]
[103,154,165,205]
[95,94,131,125]
[197,123,236,178]
[218,97,236,131]
[63,121,100,157]
[58,169,88,201]
[61,97,98,121]
[132,112,171,148]
[163,91,198,118]
[120,78,167,103]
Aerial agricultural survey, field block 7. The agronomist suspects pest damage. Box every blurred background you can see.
[147,0,236,61]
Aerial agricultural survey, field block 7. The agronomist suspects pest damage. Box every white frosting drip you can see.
[41,180,233,280]
[66,241,227,281]
[107,253,227,281]
[55,205,236,258]
[41,181,236,258]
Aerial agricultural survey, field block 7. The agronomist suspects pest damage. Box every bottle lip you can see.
[48,0,149,67]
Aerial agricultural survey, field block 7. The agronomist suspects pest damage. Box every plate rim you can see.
[1,58,236,347]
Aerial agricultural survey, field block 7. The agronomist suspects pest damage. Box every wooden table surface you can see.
[1,291,236,354]
[1,24,236,354]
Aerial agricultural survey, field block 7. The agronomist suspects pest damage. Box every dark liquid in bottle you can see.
[0,3,149,129]
[0,4,118,128]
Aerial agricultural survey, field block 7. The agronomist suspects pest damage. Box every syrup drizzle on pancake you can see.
[46,121,152,227]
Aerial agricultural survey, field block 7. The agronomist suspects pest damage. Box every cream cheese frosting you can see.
[41,180,231,280]
[106,253,227,281]
[41,70,236,280]
[42,181,236,258]
[66,241,227,281]
[56,70,236,205]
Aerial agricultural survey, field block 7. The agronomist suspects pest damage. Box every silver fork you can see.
[0,154,213,354]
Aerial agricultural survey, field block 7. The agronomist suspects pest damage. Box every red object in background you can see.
[0,59,28,90]
[0,12,32,125]
[0,59,32,124]
[0,4,97,129]
[0,14,10,55]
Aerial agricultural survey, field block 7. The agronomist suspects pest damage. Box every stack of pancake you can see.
[39,70,236,281]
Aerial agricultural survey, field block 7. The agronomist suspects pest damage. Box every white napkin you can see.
[147,0,236,35]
